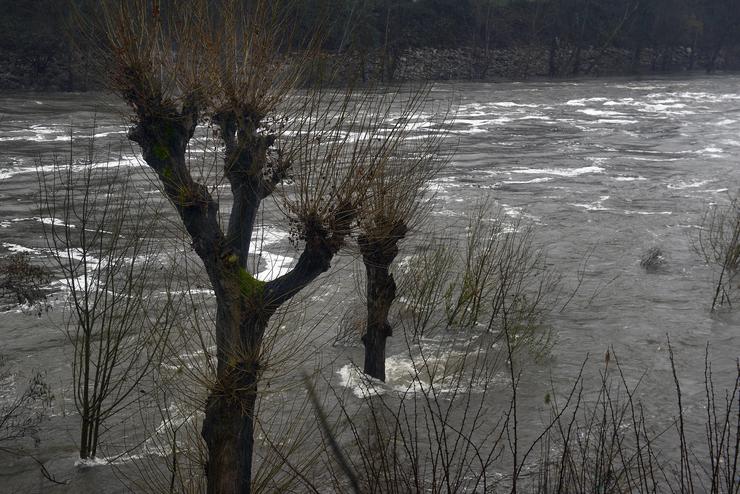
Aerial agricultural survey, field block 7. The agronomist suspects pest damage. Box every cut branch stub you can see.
[357,220,408,267]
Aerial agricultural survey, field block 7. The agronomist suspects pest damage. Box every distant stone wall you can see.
[0,52,95,92]
[2,44,739,92]
[332,45,740,84]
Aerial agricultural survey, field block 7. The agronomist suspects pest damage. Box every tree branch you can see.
[129,99,225,276]
[215,110,284,267]
[264,208,354,308]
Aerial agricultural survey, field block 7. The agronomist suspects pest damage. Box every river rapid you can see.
[1,75,739,492]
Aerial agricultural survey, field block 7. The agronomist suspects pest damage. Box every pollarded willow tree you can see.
[356,115,446,381]
[86,1,438,492]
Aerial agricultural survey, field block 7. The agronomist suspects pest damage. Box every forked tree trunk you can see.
[127,97,351,494]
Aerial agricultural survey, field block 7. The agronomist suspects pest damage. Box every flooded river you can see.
[1,74,739,492]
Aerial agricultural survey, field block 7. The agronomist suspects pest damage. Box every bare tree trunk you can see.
[202,316,262,494]
[362,260,395,381]
[201,295,271,494]
[202,380,258,494]
[97,5,415,486]
[359,224,406,382]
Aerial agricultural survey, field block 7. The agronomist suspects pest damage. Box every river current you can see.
[1,75,739,491]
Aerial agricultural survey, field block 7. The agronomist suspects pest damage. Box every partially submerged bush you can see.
[693,193,740,310]
[0,355,53,446]
[0,252,50,313]
[309,343,740,494]
[640,246,666,271]
[397,204,560,358]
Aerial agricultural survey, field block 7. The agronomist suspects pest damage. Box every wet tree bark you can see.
[358,223,407,382]
[124,83,356,493]
[362,257,395,381]
[201,367,259,493]
[201,307,267,494]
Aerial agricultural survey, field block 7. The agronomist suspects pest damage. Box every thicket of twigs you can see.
[694,192,740,310]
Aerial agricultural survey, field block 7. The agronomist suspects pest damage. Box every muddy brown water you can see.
[1,75,739,492]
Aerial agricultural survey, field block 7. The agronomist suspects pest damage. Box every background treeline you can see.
[2,0,740,90]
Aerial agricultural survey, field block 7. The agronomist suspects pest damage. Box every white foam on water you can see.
[603,98,635,106]
[431,209,462,217]
[494,101,539,108]
[461,127,488,134]
[628,156,679,162]
[637,103,690,113]
[715,119,737,126]
[667,179,711,190]
[570,195,611,211]
[8,216,75,229]
[2,243,40,254]
[248,228,294,282]
[720,139,740,147]
[337,346,489,399]
[255,251,294,282]
[1,156,143,181]
[252,227,290,246]
[577,109,625,117]
[510,165,604,177]
[92,130,127,139]
[565,97,608,106]
[517,115,552,121]
[75,457,111,468]
[596,119,639,125]
[613,85,666,90]
[675,92,740,102]
[613,176,647,181]
[502,177,552,185]
[428,176,464,196]
[699,188,729,194]
[166,288,215,297]
[47,248,104,294]
[337,364,386,398]
[501,205,538,222]
[453,117,513,128]
[623,211,672,215]
[0,125,72,143]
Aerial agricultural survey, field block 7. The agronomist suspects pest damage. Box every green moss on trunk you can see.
[237,268,265,298]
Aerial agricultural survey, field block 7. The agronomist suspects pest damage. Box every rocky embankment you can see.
[0,52,94,92]
[2,44,738,92]
[340,45,740,82]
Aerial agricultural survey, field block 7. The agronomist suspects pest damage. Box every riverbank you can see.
[2,44,740,92]
[334,44,740,82]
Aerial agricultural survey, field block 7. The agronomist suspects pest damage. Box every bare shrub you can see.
[307,339,739,494]
[694,193,740,310]
[398,203,560,357]
[39,148,175,461]
[0,252,50,314]
[640,246,667,272]
[0,355,53,447]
